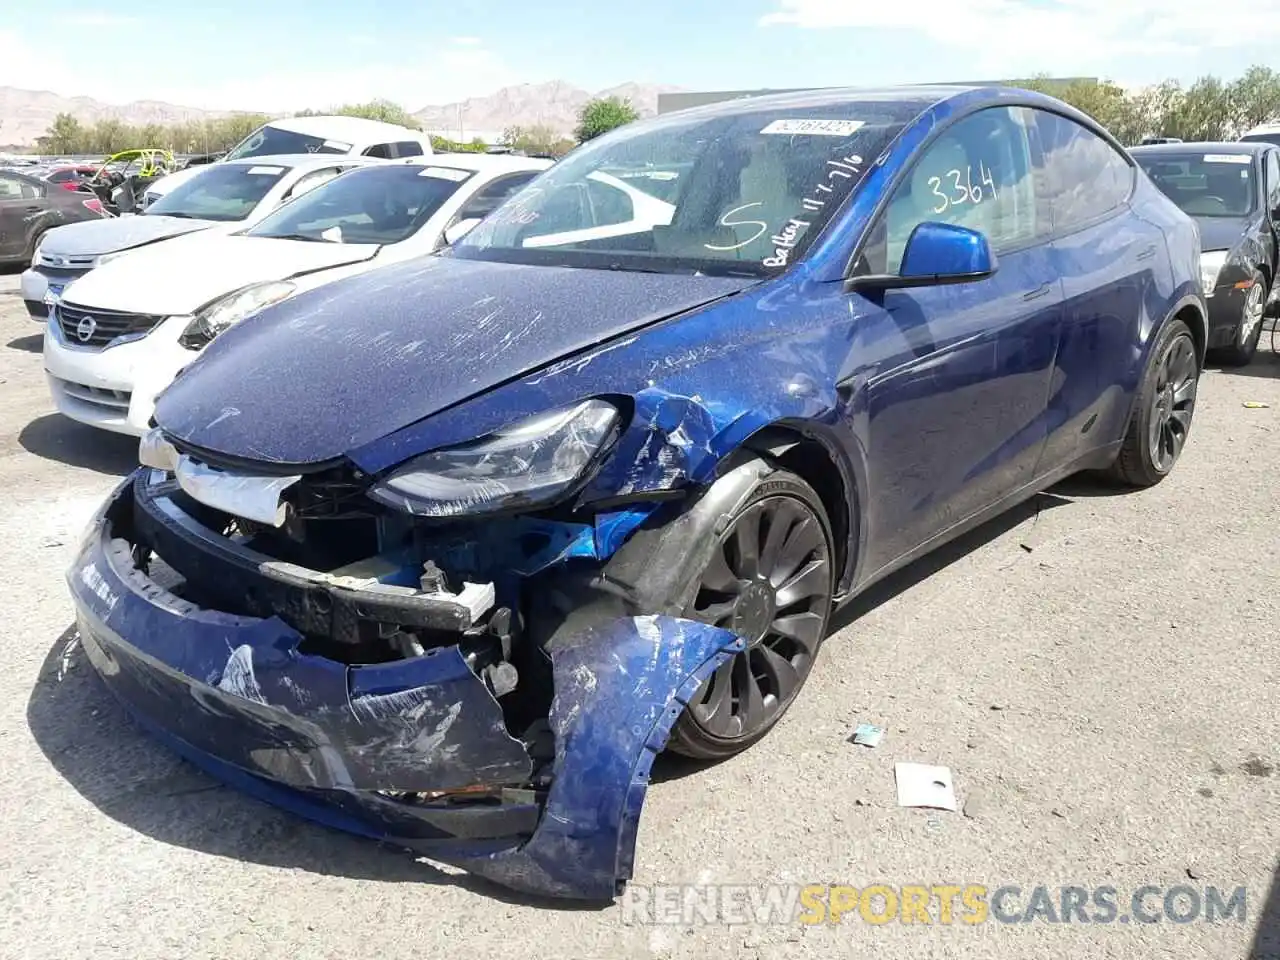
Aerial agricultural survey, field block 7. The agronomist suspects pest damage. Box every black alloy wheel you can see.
[1147,331,1198,474]
[672,487,834,758]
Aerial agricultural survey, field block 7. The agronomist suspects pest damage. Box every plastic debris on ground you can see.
[1242,401,1270,409]
[895,762,958,812]
[848,723,885,748]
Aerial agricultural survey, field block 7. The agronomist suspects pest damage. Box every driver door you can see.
[851,106,1062,576]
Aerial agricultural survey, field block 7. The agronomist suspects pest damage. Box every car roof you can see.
[398,152,553,173]
[264,115,430,141]
[218,154,383,171]
[653,84,979,124]
[1130,141,1272,157]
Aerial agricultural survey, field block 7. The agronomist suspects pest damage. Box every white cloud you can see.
[0,29,519,113]
[760,0,1280,72]
[157,46,521,112]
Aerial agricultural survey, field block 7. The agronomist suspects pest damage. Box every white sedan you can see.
[20,154,379,320]
[42,153,552,436]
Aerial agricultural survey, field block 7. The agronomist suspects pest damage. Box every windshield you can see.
[452,102,912,276]
[248,164,473,244]
[146,163,289,221]
[224,124,352,161]
[1240,132,1280,147]
[1136,152,1257,217]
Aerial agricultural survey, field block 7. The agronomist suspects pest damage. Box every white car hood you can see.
[40,215,217,258]
[61,233,381,315]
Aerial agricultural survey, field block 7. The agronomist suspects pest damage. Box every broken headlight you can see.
[178,280,296,349]
[367,399,620,518]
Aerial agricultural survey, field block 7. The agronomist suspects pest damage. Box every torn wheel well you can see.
[742,426,853,590]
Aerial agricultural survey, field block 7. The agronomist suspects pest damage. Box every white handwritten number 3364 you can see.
[928,162,998,215]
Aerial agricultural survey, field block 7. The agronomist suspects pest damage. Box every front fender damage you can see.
[421,615,743,898]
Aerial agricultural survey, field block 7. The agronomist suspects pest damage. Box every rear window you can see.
[247,164,474,244]
[145,164,289,221]
[224,124,352,160]
[1240,132,1280,147]
[1136,152,1257,217]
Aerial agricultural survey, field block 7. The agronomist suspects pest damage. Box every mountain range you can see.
[0,81,684,148]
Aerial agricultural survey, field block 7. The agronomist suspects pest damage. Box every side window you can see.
[1034,110,1133,233]
[0,175,40,200]
[362,144,393,159]
[285,168,342,200]
[394,141,425,158]
[863,106,1043,275]
[456,172,540,221]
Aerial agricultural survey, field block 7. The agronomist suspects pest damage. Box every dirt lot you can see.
[0,269,1276,960]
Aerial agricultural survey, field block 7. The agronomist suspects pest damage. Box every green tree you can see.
[328,99,422,129]
[37,113,84,154]
[502,124,566,155]
[1226,66,1280,134]
[574,96,639,142]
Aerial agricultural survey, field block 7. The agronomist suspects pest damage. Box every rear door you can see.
[1033,109,1159,471]
[0,173,46,260]
[854,105,1063,572]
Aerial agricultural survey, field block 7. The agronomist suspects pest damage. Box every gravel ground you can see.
[0,269,1276,960]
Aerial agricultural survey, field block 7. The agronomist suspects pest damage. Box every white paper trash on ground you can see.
[895,763,958,811]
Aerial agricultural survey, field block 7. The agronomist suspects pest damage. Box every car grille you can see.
[55,378,131,411]
[57,303,165,348]
[36,251,96,277]
[38,264,92,284]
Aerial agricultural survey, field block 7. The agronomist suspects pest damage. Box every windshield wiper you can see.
[156,211,198,219]
[261,232,336,243]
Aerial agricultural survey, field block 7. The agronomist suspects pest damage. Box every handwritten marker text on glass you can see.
[928,161,998,215]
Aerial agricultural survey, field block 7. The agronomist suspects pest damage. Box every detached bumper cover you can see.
[67,475,742,899]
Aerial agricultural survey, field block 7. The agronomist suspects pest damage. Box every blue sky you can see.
[3,0,1278,111]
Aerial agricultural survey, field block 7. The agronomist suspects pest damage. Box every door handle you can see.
[1021,282,1054,302]
[1136,244,1158,261]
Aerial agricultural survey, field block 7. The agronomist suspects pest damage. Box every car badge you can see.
[75,315,97,342]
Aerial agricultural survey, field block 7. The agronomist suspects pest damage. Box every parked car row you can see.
[1131,140,1280,366]
[56,84,1214,902]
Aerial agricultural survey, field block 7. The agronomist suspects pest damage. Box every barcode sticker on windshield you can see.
[246,166,285,176]
[419,166,470,181]
[1203,153,1251,164]
[761,119,866,137]
[323,140,353,151]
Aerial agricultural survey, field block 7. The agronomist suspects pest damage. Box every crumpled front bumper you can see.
[67,473,743,899]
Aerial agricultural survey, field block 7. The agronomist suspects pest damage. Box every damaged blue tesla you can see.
[66,85,1206,900]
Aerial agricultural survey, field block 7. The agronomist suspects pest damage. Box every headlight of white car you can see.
[1200,250,1229,296]
[366,399,621,518]
[90,250,127,269]
[178,281,297,350]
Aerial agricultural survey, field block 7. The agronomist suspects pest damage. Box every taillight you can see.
[83,198,105,216]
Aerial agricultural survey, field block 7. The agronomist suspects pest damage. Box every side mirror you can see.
[848,222,997,292]
[443,217,482,246]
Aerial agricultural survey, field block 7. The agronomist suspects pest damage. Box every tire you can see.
[1108,316,1199,487]
[530,457,837,761]
[1219,270,1266,366]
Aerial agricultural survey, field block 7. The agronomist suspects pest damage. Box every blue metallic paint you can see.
[69,85,1207,900]
[898,222,996,279]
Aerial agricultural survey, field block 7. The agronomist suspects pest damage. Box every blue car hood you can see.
[155,255,752,466]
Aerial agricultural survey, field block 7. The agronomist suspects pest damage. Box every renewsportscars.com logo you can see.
[620,883,1250,926]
